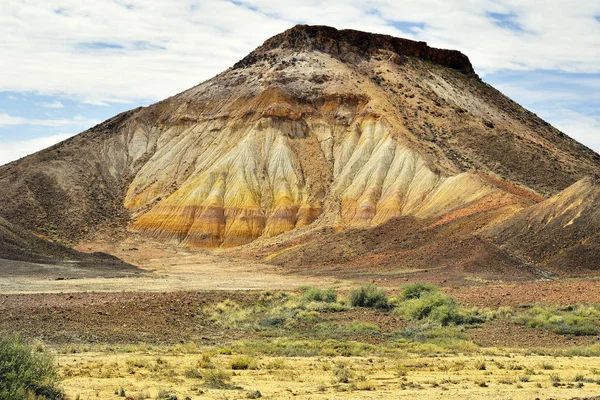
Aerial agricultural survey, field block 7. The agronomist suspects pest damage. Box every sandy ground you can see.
[0,236,346,294]
[56,350,600,400]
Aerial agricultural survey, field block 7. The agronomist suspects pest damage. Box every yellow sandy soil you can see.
[58,349,600,400]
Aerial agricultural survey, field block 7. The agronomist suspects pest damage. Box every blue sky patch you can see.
[0,91,142,141]
[487,12,524,31]
[484,70,600,149]
[133,41,167,51]
[229,0,259,13]
[390,20,426,32]
[78,42,125,50]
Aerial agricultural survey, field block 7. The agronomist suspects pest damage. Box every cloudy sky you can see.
[1,0,599,165]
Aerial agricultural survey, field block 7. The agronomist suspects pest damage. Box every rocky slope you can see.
[484,177,600,273]
[0,25,599,278]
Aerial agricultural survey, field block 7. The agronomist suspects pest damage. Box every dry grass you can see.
[55,347,600,399]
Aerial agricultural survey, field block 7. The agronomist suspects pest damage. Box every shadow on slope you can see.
[0,217,139,278]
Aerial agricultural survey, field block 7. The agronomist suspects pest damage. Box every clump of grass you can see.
[303,287,338,303]
[396,323,474,353]
[265,358,286,370]
[156,388,177,399]
[203,368,232,388]
[246,390,262,399]
[172,342,199,354]
[539,361,554,370]
[0,334,64,400]
[349,285,389,309]
[498,377,515,385]
[126,358,149,369]
[345,321,381,334]
[229,355,258,370]
[519,375,531,382]
[512,304,600,336]
[474,360,486,370]
[356,380,375,390]
[197,353,213,369]
[333,363,352,383]
[208,290,348,331]
[184,367,202,379]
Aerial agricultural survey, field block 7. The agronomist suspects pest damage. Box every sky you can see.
[1,0,599,165]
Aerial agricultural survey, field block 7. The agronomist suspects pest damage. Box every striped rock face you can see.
[128,110,506,247]
[118,26,596,248]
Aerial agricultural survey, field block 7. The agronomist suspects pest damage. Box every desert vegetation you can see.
[5,283,600,399]
[0,335,64,400]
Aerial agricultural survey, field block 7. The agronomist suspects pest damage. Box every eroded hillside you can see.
[1,25,599,278]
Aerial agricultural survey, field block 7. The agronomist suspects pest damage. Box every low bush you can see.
[349,285,389,309]
[0,334,64,399]
[400,283,439,300]
[395,290,464,325]
[303,288,338,303]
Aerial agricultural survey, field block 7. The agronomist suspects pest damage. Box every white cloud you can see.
[0,133,75,166]
[0,0,598,104]
[37,100,64,108]
[0,113,98,127]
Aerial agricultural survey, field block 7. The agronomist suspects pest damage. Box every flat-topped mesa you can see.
[234,24,477,77]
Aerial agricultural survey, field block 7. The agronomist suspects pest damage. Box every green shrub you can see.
[303,288,338,303]
[349,285,389,309]
[395,292,463,325]
[0,334,64,399]
[400,283,439,300]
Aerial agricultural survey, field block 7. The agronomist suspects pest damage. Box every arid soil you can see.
[2,279,599,348]
[468,319,596,348]
[449,280,600,307]
[0,291,406,345]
